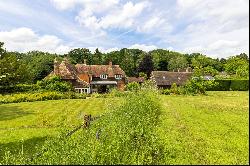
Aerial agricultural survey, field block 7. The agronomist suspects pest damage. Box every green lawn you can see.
[0,91,249,164]
[0,97,119,159]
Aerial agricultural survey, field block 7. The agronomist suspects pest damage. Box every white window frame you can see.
[115,74,122,79]
[100,74,108,79]
[75,88,90,94]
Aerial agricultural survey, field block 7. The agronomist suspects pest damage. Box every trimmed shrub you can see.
[207,79,249,91]
[230,80,249,91]
[207,80,231,91]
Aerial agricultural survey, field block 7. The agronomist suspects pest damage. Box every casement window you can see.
[115,74,122,79]
[100,74,108,79]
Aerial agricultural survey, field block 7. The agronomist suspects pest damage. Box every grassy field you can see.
[0,97,120,159]
[158,91,249,164]
[0,91,249,164]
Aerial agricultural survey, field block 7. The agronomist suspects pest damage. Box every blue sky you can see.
[0,0,249,58]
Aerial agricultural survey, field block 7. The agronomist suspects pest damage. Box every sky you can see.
[0,0,249,58]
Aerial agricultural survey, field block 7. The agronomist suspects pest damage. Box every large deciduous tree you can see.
[225,55,249,78]
[168,56,188,71]
[67,48,92,64]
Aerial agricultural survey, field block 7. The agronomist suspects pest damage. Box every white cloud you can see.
[0,27,71,54]
[128,44,157,52]
[75,1,149,30]
[50,0,78,10]
[50,0,119,11]
[169,0,249,58]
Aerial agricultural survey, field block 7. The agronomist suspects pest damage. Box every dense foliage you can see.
[125,82,141,91]
[37,76,73,92]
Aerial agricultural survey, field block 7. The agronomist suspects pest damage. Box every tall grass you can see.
[1,89,165,165]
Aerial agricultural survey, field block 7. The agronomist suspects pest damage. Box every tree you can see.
[21,51,56,83]
[236,53,249,61]
[236,63,249,78]
[168,56,188,71]
[138,54,154,78]
[0,52,28,86]
[67,48,92,64]
[224,56,248,75]
[0,42,6,57]
[93,48,103,64]
[149,49,183,71]
[203,66,219,76]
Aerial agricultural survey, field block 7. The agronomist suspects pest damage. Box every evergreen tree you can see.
[138,54,154,78]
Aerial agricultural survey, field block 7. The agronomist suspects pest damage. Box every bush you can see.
[184,77,217,95]
[170,83,182,95]
[0,91,86,104]
[125,82,140,91]
[162,89,171,95]
[37,76,73,92]
[108,88,127,97]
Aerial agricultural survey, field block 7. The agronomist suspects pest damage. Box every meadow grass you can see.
[0,91,248,164]
[158,91,249,164]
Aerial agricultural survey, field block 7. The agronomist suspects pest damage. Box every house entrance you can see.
[98,85,107,93]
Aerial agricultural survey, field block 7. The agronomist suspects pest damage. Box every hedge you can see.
[207,79,249,91]
[0,91,87,104]
[0,84,40,94]
[230,80,249,91]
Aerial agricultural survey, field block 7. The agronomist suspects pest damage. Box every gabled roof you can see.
[151,71,192,86]
[75,64,125,77]
[58,60,78,79]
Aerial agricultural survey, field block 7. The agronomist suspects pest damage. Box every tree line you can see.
[0,41,249,86]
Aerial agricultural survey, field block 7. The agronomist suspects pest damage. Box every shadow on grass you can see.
[0,105,33,121]
[0,136,48,160]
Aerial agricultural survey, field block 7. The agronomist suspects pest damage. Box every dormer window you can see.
[100,74,108,79]
[115,74,122,79]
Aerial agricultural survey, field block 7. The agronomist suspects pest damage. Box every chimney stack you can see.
[109,61,112,66]
[54,57,60,75]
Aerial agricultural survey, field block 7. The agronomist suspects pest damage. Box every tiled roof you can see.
[127,77,145,83]
[75,64,125,77]
[151,71,192,86]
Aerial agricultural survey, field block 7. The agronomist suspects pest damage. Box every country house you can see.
[47,58,126,93]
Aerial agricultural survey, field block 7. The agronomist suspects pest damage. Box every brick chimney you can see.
[109,61,112,66]
[54,57,60,75]
[84,59,87,65]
